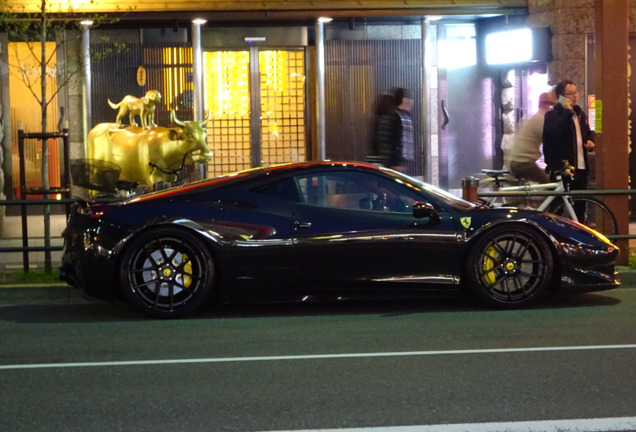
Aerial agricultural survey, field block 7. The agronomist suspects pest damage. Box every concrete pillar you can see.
[315,18,330,161]
[191,18,206,179]
[191,19,206,123]
[421,19,432,183]
[81,21,92,146]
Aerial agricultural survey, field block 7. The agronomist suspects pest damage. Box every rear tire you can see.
[465,225,554,308]
[119,227,215,318]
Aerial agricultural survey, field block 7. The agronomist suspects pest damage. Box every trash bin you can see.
[462,176,480,203]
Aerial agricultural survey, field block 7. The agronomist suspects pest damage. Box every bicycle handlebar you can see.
[552,160,575,179]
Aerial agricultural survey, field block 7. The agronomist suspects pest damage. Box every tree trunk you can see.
[41,0,52,272]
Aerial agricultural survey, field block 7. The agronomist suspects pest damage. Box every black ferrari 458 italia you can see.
[60,161,620,317]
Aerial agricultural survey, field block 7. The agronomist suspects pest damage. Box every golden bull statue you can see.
[86,111,212,187]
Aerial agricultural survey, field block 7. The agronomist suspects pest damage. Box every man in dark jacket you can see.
[375,88,415,173]
[542,79,595,220]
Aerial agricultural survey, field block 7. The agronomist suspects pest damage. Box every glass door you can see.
[434,23,488,193]
[203,48,307,178]
[204,50,252,177]
[259,50,307,168]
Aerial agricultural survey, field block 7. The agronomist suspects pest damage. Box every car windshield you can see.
[380,167,476,211]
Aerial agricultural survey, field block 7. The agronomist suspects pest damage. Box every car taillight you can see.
[76,203,107,220]
[91,210,105,220]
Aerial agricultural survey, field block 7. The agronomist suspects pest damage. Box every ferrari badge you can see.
[460,217,471,229]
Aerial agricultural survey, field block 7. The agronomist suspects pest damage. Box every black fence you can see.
[0,130,72,272]
[0,198,73,272]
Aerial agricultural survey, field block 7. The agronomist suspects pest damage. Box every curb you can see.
[616,266,636,286]
[0,267,634,306]
[0,283,84,305]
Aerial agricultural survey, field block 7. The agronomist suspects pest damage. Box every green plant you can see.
[0,270,60,284]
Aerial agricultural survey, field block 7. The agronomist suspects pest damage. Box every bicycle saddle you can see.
[481,169,510,178]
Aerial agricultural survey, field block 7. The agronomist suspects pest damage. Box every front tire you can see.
[119,227,215,318]
[465,225,554,308]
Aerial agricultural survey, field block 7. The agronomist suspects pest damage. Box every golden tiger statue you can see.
[107,90,162,130]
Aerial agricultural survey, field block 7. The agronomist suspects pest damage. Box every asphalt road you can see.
[1,287,636,432]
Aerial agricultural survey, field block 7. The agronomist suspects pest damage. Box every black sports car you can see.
[60,161,620,317]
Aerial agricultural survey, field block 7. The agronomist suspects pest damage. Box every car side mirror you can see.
[413,202,440,223]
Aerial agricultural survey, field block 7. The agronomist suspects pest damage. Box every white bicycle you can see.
[478,163,617,237]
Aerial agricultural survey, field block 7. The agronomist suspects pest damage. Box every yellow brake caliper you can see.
[182,254,192,288]
[483,246,497,285]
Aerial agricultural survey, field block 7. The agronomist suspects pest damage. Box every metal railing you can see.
[0,200,73,273]
[0,129,72,272]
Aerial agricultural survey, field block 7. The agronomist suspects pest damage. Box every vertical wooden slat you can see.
[324,38,424,176]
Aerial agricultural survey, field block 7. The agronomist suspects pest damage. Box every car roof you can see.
[128,161,383,203]
[261,161,381,177]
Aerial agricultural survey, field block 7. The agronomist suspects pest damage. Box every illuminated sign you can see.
[486,28,533,65]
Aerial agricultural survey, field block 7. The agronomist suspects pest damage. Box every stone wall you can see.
[527,0,596,101]
[528,0,636,90]
[527,0,633,195]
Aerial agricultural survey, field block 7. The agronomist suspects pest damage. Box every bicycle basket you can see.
[71,159,122,192]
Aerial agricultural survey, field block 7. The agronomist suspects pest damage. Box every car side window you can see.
[252,177,303,202]
[296,171,420,213]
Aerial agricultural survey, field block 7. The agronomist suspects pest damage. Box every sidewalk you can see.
[0,213,66,270]
[0,213,77,303]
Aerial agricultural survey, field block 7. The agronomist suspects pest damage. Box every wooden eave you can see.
[2,1,528,23]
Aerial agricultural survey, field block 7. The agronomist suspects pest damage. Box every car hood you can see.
[461,206,615,249]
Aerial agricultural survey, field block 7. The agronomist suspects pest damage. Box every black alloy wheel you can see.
[119,227,215,318]
[465,225,554,308]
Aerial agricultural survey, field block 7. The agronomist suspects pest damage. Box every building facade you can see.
[0,1,634,225]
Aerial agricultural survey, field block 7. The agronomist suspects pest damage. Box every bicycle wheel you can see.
[551,197,617,236]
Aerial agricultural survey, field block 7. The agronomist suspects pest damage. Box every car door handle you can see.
[295,221,312,228]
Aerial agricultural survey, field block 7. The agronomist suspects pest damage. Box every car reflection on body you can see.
[60,161,620,318]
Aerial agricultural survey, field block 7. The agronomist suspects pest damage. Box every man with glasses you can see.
[542,79,595,220]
